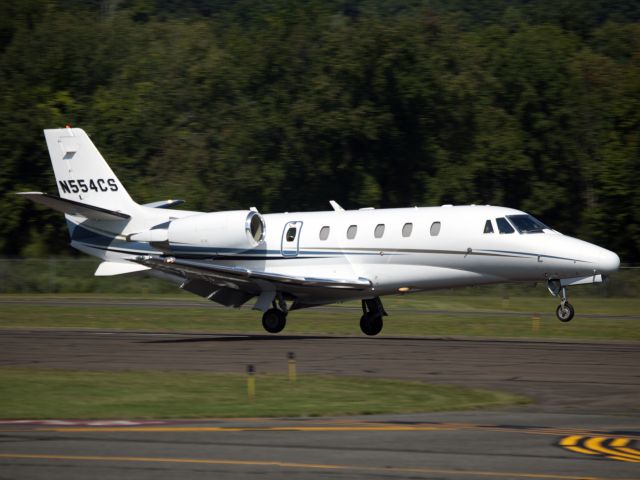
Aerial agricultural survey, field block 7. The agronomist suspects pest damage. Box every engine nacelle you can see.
[129,210,265,252]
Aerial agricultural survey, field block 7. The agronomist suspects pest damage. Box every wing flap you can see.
[133,255,373,291]
[18,192,130,220]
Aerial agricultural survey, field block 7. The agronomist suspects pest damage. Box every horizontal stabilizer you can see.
[142,199,185,209]
[17,192,130,220]
[95,261,151,276]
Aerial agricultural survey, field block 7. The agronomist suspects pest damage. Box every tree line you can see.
[1,0,639,262]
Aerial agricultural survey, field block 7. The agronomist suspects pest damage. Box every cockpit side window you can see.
[496,217,515,234]
[483,219,494,234]
[506,214,549,234]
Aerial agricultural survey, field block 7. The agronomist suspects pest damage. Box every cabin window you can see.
[430,221,441,236]
[286,227,297,242]
[319,226,330,241]
[483,220,494,234]
[374,224,385,238]
[496,217,515,234]
[347,225,357,239]
[402,222,413,237]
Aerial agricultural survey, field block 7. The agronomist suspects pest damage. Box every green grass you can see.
[0,368,527,419]
[1,293,639,341]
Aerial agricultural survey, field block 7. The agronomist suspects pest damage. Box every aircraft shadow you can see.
[141,334,352,344]
[138,334,604,346]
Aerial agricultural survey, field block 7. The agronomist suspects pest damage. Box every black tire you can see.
[360,313,383,336]
[556,302,575,322]
[262,308,286,333]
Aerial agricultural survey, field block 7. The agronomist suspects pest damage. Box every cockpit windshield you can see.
[506,214,549,234]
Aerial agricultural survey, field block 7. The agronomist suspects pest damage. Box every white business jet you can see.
[19,127,620,335]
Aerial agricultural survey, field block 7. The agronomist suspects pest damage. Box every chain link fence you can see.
[0,258,177,294]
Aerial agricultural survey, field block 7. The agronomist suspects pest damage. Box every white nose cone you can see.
[598,249,620,273]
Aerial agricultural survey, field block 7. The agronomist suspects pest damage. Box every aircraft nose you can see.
[598,249,620,273]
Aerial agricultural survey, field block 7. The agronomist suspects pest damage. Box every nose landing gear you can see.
[555,289,575,322]
[556,303,575,322]
[548,280,575,322]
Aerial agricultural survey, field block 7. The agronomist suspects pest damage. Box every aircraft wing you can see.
[132,255,373,291]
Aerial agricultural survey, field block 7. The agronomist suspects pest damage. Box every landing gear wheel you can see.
[556,302,575,322]
[262,308,287,333]
[360,313,383,336]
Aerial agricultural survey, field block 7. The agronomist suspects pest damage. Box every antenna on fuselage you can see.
[329,200,344,212]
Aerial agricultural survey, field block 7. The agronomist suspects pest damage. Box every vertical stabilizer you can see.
[44,127,137,214]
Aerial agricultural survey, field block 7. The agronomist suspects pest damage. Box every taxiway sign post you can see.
[247,364,255,400]
[288,352,297,383]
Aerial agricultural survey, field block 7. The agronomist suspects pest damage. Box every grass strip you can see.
[0,368,527,419]
[3,292,640,314]
[1,296,639,341]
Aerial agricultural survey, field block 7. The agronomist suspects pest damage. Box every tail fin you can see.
[44,127,138,214]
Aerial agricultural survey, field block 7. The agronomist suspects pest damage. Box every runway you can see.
[2,329,638,411]
[1,412,639,479]
[1,329,639,479]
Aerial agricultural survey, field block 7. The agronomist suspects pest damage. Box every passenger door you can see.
[281,221,303,257]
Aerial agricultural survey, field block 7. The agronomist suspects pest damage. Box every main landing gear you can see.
[262,294,288,333]
[260,294,389,336]
[360,297,387,336]
[548,280,575,323]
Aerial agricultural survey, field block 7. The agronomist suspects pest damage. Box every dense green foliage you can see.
[1,0,639,261]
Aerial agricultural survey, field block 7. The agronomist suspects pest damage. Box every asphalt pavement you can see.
[1,329,639,479]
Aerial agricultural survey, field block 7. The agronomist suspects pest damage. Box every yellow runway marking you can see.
[36,425,450,433]
[559,436,600,456]
[0,453,632,480]
[15,421,638,441]
[584,437,640,463]
[560,435,640,463]
[5,421,639,465]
